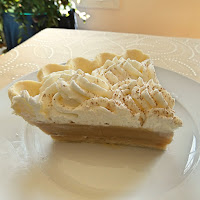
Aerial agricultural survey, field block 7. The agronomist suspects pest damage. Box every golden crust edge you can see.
[37,49,150,81]
[8,80,42,102]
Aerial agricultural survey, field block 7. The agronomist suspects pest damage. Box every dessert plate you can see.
[0,67,200,200]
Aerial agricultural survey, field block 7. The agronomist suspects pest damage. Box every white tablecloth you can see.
[0,28,200,89]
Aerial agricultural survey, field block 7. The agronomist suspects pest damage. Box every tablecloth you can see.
[0,28,200,89]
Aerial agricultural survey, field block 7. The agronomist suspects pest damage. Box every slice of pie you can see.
[8,49,182,150]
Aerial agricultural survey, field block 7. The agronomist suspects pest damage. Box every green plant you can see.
[0,0,90,44]
[0,0,14,44]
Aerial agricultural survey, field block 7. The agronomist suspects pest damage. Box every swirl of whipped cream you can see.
[92,56,158,86]
[39,69,112,114]
[113,77,175,114]
[39,70,80,111]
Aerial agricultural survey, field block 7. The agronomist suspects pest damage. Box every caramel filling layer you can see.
[32,122,173,150]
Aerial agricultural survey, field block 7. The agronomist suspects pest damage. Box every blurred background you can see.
[1,0,200,54]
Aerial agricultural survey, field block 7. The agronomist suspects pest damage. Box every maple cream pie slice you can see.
[8,49,182,150]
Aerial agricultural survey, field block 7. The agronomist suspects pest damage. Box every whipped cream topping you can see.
[92,57,158,85]
[113,78,175,113]
[11,55,182,134]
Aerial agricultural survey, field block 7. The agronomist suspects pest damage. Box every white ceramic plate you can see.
[0,67,200,200]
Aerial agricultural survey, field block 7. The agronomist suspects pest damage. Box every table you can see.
[0,28,200,89]
[1,28,200,199]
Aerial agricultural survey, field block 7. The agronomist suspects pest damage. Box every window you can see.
[78,0,120,9]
